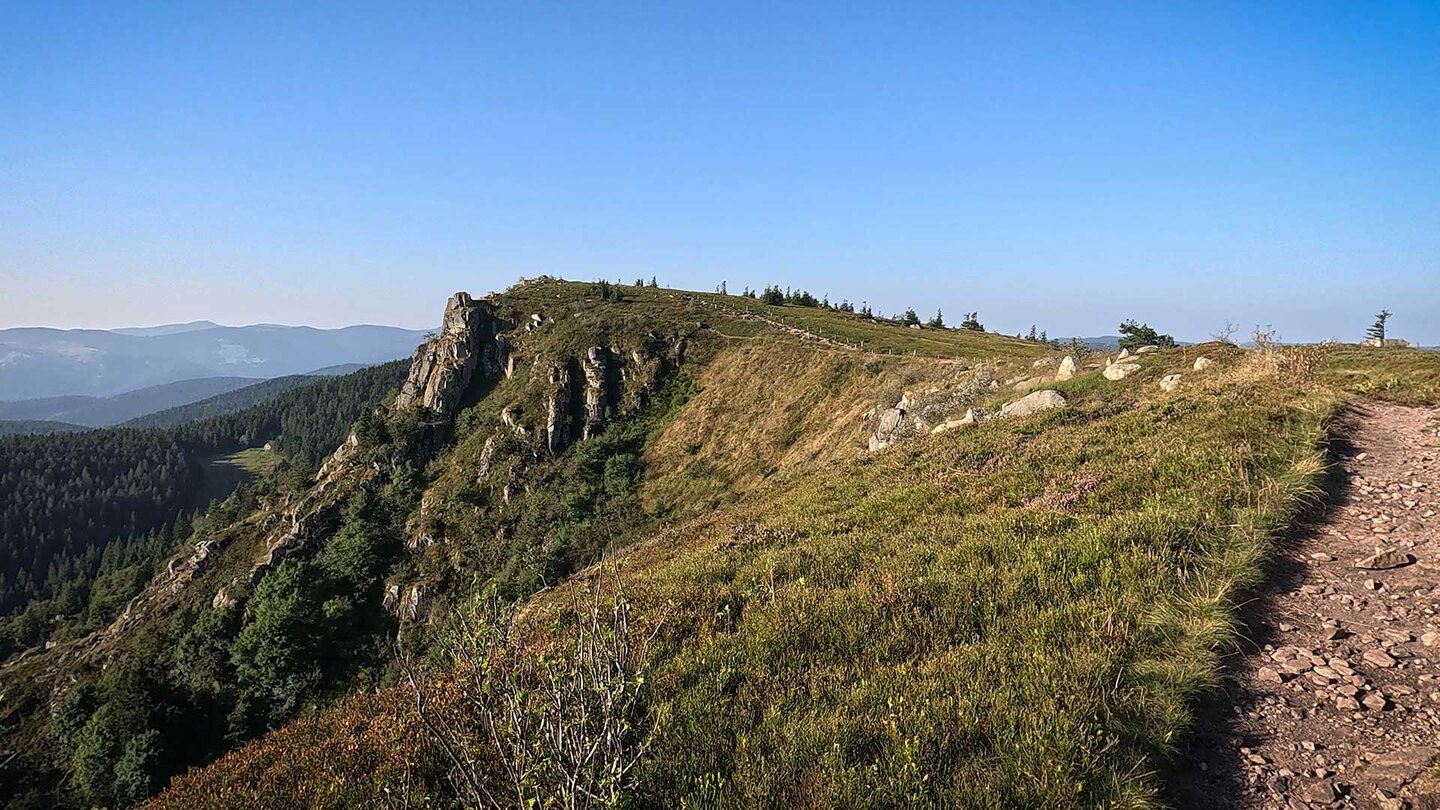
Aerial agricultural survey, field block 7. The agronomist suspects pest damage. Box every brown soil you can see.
[1172,401,1440,809]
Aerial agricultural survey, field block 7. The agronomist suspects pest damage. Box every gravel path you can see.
[1173,401,1440,809]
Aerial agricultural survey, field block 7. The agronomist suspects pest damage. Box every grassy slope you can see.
[623,353,1331,808]
[148,295,1440,808]
[190,448,280,508]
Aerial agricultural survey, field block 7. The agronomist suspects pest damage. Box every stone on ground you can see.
[1103,362,1141,381]
[997,390,1067,419]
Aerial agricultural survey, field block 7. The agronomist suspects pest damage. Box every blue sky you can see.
[2,2,1437,342]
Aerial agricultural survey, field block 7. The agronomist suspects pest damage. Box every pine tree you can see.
[1117,319,1176,350]
[1366,309,1391,344]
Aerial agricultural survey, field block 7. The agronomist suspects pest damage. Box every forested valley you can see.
[0,360,408,660]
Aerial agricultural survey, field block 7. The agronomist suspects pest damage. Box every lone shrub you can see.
[404,572,655,809]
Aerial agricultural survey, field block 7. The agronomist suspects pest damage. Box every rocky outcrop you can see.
[869,406,911,451]
[581,347,614,440]
[998,390,1067,418]
[394,292,508,422]
[545,362,573,454]
[1056,355,1077,381]
[384,582,434,623]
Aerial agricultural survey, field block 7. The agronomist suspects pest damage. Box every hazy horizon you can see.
[4,3,1437,342]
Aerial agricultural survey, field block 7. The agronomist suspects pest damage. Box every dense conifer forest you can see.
[0,360,409,660]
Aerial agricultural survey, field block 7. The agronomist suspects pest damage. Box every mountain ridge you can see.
[0,322,429,399]
[3,279,1438,809]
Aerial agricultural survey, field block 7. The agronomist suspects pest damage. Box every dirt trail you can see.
[1173,401,1440,809]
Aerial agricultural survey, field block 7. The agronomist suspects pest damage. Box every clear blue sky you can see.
[3,2,1437,342]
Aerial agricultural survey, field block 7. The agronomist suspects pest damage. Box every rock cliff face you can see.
[394,292,508,420]
[545,362,573,454]
[581,347,614,440]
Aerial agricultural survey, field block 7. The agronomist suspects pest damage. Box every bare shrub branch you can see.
[401,570,655,809]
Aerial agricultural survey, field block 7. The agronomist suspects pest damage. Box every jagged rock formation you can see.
[582,347,613,440]
[545,362,573,454]
[394,292,508,421]
[383,582,433,622]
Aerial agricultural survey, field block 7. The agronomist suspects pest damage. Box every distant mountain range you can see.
[0,376,264,427]
[0,321,430,399]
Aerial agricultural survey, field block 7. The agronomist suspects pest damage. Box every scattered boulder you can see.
[869,406,911,451]
[1055,355,1077,381]
[1103,363,1141,381]
[1193,356,1214,371]
[1135,344,1160,354]
[1116,348,1132,361]
[930,410,978,434]
[1158,374,1182,392]
[1354,548,1416,570]
[998,390,1067,419]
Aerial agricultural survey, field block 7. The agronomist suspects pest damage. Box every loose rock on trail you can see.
[1175,401,1440,809]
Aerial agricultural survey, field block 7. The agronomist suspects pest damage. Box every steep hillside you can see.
[121,375,328,429]
[0,279,1047,807]
[8,279,1432,809]
[0,362,410,670]
[150,337,1348,809]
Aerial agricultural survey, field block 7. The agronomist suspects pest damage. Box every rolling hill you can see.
[0,377,263,427]
[0,279,1436,809]
[0,419,89,436]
